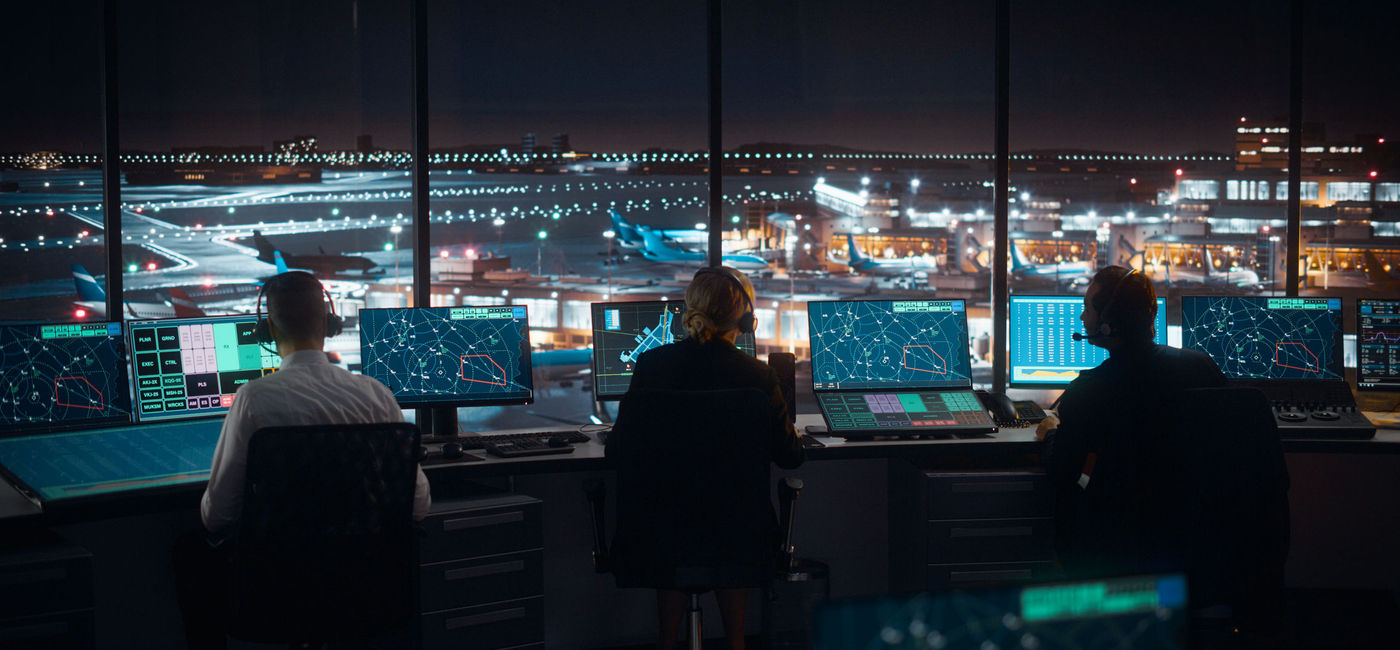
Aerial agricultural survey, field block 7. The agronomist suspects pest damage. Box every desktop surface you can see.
[359,305,534,406]
[1180,296,1343,381]
[1358,299,1400,391]
[808,299,972,391]
[590,299,755,399]
[1,321,132,434]
[127,315,280,423]
[1009,296,1168,387]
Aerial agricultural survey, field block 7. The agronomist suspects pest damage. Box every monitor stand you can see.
[590,399,614,425]
[430,407,460,437]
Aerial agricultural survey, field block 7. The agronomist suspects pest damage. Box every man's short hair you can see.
[264,271,328,342]
[1089,265,1156,340]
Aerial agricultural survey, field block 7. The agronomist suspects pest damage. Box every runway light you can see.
[383,243,394,251]
[75,308,86,319]
[127,263,138,272]
[147,262,157,271]
[1175,169,1183,176]
[439,250,449,258]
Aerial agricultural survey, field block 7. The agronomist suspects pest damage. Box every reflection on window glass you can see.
[0,4,104,322]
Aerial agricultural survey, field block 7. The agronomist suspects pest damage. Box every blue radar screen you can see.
[808,299,972,391]
[1,321,132,434]
[359,306,533,406]
[1181,296,1343,381]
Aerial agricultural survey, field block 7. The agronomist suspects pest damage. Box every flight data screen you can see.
[1181,296,1343,381]
[1,321,131,434]
[590,300,756,399]
[816,390,992,434]
[1358,299,1400,391]
[1009,296,1168,386]
[128,316,281,423]
[808,299,971,391]
[359,306,533,406]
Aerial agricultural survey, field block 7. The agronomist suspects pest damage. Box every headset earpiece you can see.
[256,273,341,343]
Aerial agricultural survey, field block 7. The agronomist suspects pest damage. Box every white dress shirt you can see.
[201,349,431,537]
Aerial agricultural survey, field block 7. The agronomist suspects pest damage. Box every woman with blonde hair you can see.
[613,265,803,650]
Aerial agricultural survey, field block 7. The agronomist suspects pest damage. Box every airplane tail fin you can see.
[844,234,869,263]
[274,250,290,274]
[252,230,277,263]
[1202,248,1215,277]
[1009,242,1030,271]
[72,264,106,301]
[169,288,204,318]
[1116,235,1144,266]
[608,209,639,244]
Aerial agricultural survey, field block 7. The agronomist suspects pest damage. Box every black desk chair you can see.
[1162,387,1290,645]
[227,422,420,648]
[588,388,804,650]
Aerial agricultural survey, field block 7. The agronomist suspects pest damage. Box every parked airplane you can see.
[1120,240,1262,291]
[1009,241,1095,285]
[71,264,204,320]
[252,230,378,276]
[826,233,939,276]
[634,223,770,271]
[607,210,708,251]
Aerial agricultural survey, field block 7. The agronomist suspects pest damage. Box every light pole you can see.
[603,229,615,297]
[536,230,547,277]
[1052,229,1064,289]
[390,224,403,292]
[493,217,505,256]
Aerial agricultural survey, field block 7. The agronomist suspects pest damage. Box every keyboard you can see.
[484,438,577,458]
[1271,402,1376,439]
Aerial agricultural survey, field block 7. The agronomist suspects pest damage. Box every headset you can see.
[254,272,344,350]
[1072,268,1139,342]
[694,266,756,334]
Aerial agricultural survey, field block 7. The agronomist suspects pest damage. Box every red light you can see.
[1175,169,1184,176]
[74,308,87,319]
[1371,171,1379,178]
[439,250,449,258]
[1130,178,1137,185]
[1380,138,1386,144]
[1262,225,1271,233]
[146,262,157,271]
[135,208,142,213]
[45,210,54,217]
[1261,138,1268,144]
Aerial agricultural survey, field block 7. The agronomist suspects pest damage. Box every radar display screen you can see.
[1009,296,1168,386]
[1181,296,1343,381]
[359,306,533,406]
[128,315,281,423]
[0,321,132,434]
[808,299,972,391]
[590,300,756,400]
[1358,299,1400,391]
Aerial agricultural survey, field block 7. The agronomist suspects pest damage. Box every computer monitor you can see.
[0,321,132,434]
[1357,298,1400,391]
[813,574,1188,650]
[1181,296,1344,381]
[808,299,972,391]
[1009,295,1169,387]
[127,315,281,423]
[590,300,757,400]
[359,305,533,406]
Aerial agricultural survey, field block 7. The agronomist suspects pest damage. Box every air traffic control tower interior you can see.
[2,1,1400,648]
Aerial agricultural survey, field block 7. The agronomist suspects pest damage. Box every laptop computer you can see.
[807,299,996,438]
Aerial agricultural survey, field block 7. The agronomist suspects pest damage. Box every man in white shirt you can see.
[176,271,429,649]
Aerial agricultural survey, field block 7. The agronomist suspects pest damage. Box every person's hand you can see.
[1035,413,1061,441]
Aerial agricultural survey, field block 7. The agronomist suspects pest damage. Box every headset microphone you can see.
[1071,332,1103,342]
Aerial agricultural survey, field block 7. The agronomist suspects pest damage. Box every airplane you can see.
[1009,241,1096,285]
[252,230,379,276]
[71,264,204,320]
[633,223,770,271]
[608,210,708,251]
[1119,239,1262,291]
[826,233,939,276]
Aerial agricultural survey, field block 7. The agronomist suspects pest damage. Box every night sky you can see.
[2,0,1395,155]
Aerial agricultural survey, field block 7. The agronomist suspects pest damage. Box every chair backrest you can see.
[608,388,777,590]
[1160,387,1290,617]
[230,422,420,643]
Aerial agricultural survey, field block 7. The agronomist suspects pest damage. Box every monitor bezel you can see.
[1356,298,1400,392]
[1007,295,1169,389]
[357,306,535,408]
[589,299,757,401]
[1179,294,1345,383]
[806,298,974,392]
[0,319,134,436]
[126,314,281,424]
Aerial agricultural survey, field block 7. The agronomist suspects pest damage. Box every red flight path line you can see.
[1274,342,1319,373]
[459,355,507,386]
[55,376,105,410]
[901,345,946,374]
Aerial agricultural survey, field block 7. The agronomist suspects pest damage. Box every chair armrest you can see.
[777,477,804,572]
[583,479,610,573]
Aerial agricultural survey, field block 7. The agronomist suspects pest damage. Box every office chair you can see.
[227,422,420,647]
[1161,387,1290,644]
[587,388,804,650]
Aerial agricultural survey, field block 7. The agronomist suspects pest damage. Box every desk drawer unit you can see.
[926,561,1055,591]
[0,536,94,650]
[416,494,544,650]
[926,518,1053,564]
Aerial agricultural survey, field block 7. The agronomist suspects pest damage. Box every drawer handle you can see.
[444,560,526,581]
[443,511,524,531]
[950,526,1033,538]
[950,482,1033,494]
[0,620,73,641]
[445,606,527,629]
[0,568,67,586]
[950,569,1033,583]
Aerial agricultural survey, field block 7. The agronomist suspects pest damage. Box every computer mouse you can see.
[441,442,464,459]
[547,436,569,448]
